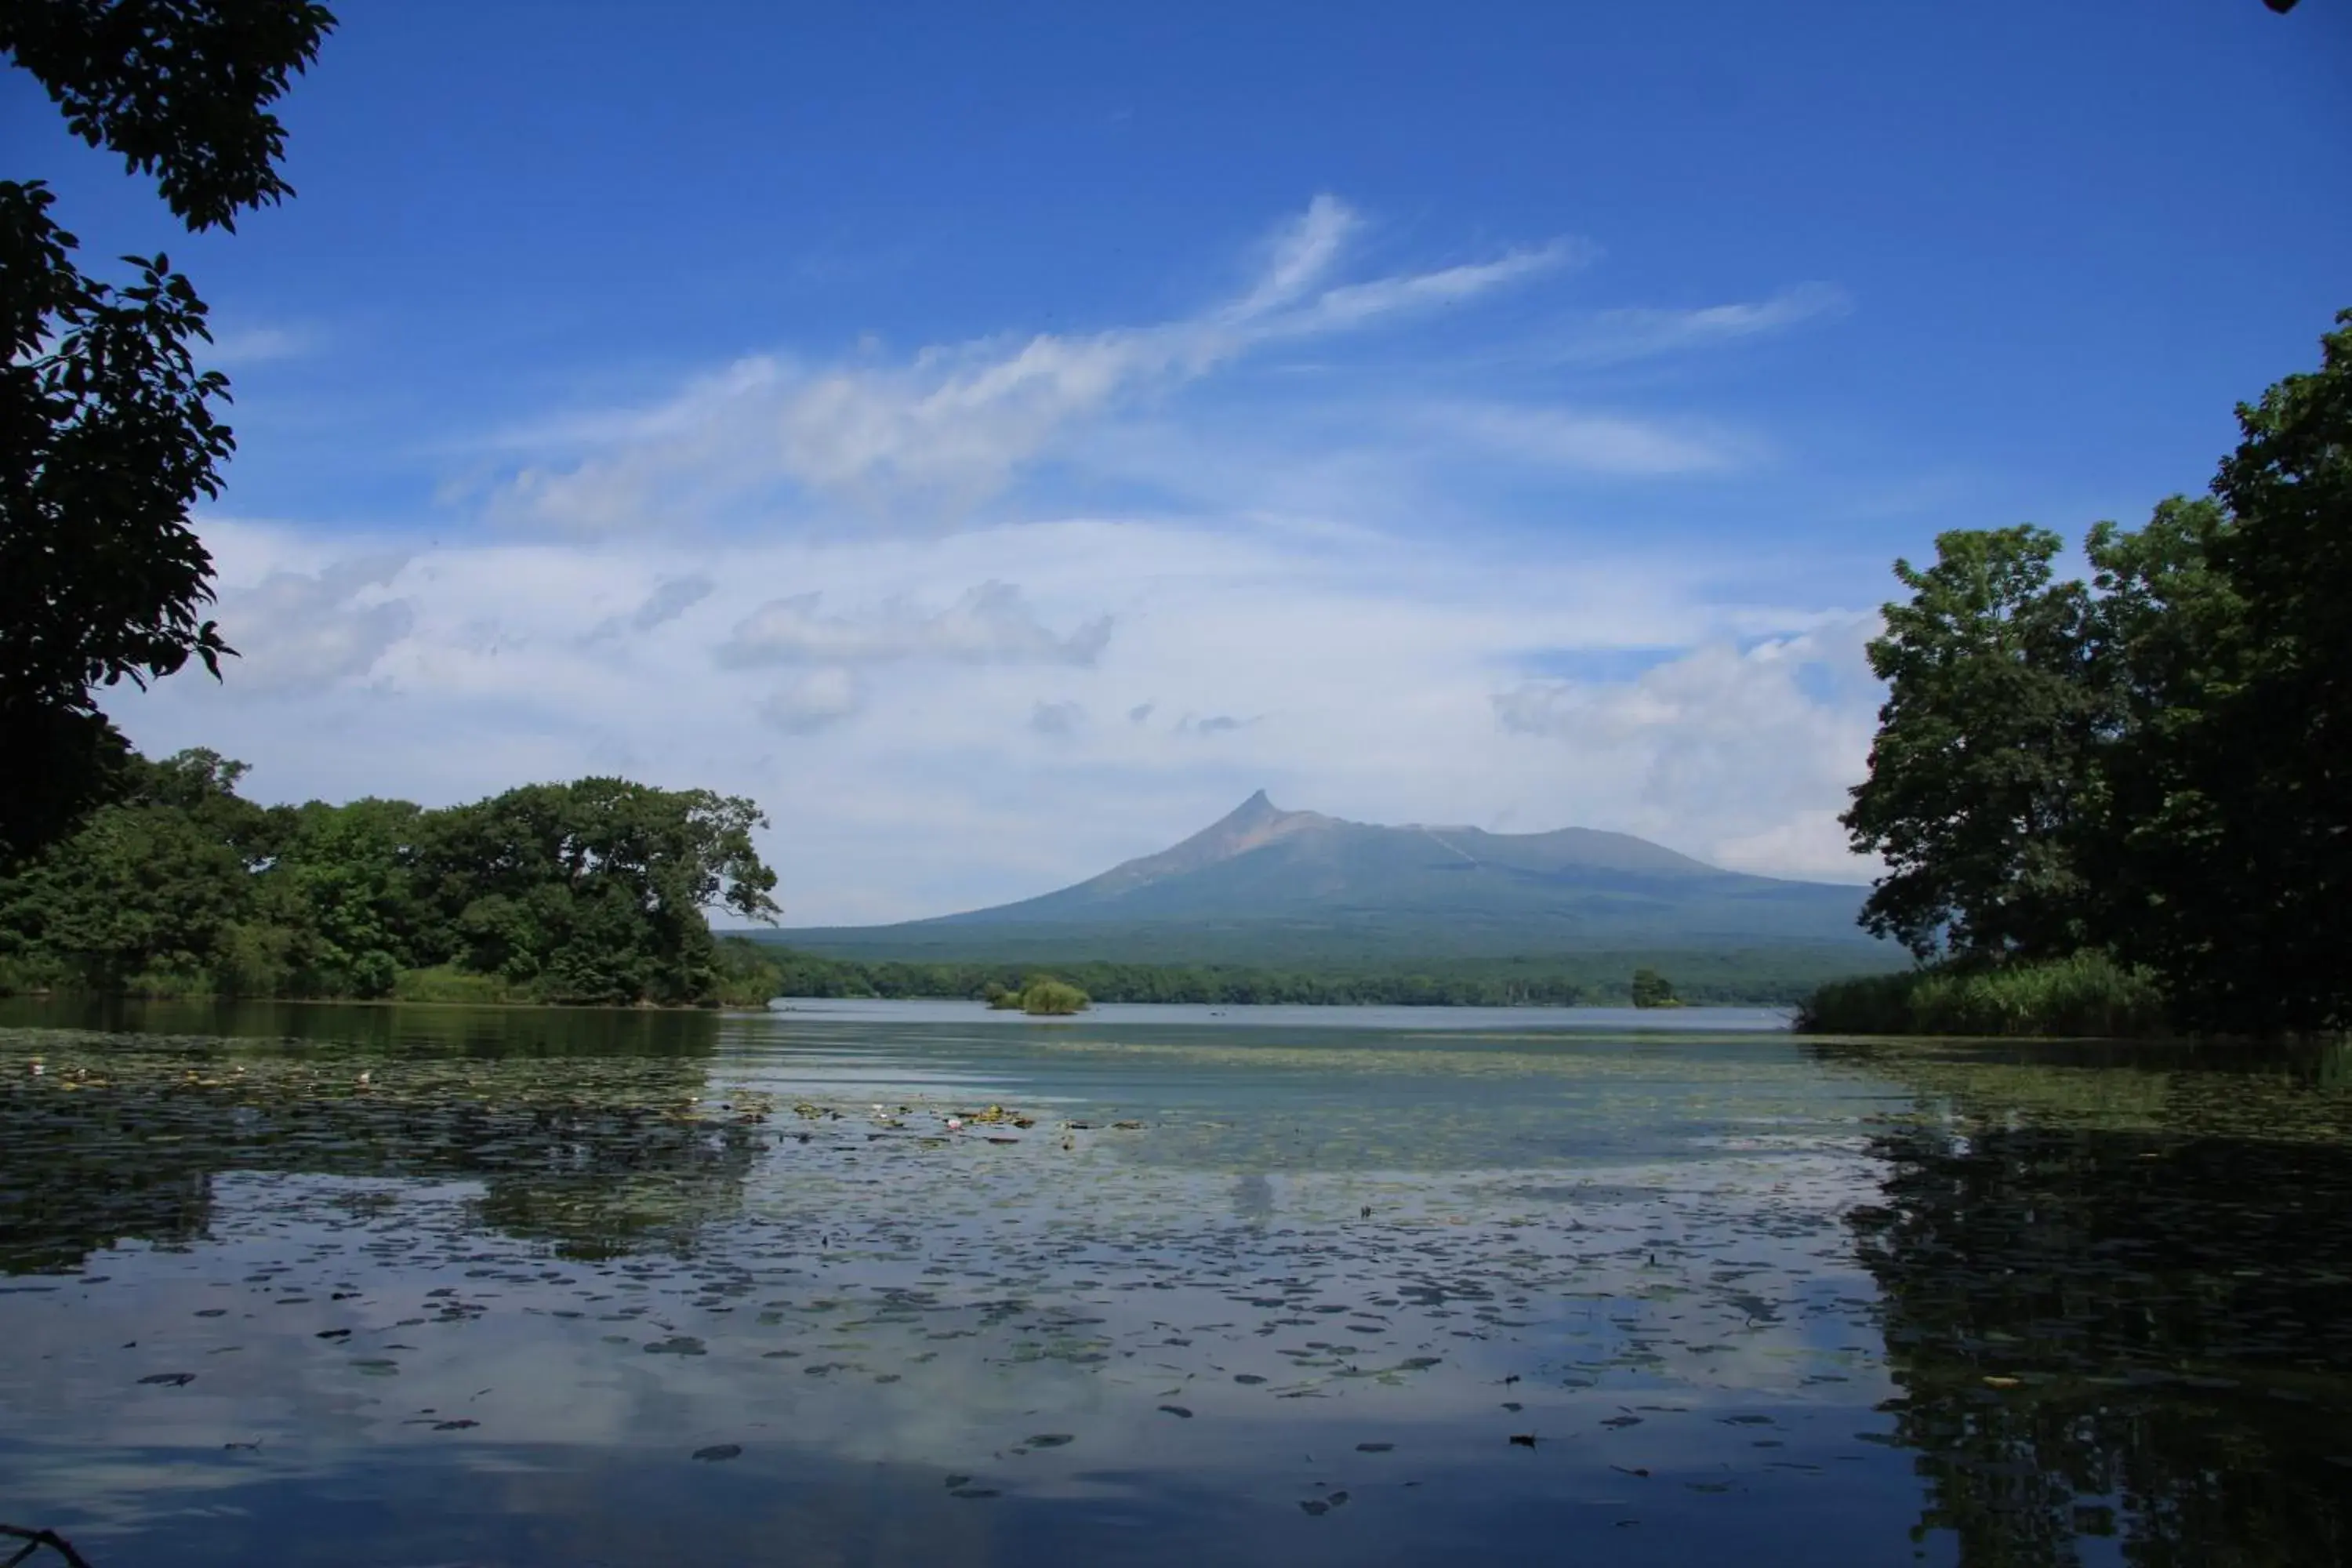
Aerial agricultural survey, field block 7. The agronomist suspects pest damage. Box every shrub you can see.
[1019,978,1090,1016]
[390,965,518,1004]
[708,937,783,1008]
[1795,951,2169,1037]
[0,953,73,995]
[1630,967,1681,1008]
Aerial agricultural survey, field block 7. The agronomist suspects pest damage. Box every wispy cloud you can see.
[1554,283,1850,365]
[487,196,1577,533]
[203,321,323,366]
[126,205,1885,920]
[717,581,1112,668]
[1221,192,1363,321]
[1272,243,1584,337]
[1425,403,1749,474]
[585,573,716,641]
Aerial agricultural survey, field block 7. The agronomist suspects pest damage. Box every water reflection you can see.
[1,1005,2348,1566]
[1230,1171,1276,1224]
[1,1003,752,1271]
[1815,1039,2352,1567]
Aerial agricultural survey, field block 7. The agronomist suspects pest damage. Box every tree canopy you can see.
[0,2,336,867]
[1842,310,2351,1036]
[0,751,782,1006]
[1629,967,1679,1008]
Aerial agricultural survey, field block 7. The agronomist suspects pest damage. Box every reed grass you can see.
[1794,950,2170,1038]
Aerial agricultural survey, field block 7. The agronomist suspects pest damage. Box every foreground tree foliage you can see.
[1842,311,2350,1036]
[0,2,336,867]
[0,751,781,1005]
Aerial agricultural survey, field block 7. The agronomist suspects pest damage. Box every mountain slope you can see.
[774,793,1889,963]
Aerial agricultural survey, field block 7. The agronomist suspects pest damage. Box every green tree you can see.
[2110,314,2351,1034]
[1842,526,2108,962]
[0,751,784,1007]
[420,778,782,1005]
[267,797,427,996]
[0,2,336,866]
[1628,967,1678,1008]
[1838,312,2348,1036]
[1019,978,1090,1015]
[0,747,270,986]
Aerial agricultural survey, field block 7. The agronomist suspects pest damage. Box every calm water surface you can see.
[2,998,2347,1566]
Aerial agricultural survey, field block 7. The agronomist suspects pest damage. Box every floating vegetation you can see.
[0,1010,2347,1565]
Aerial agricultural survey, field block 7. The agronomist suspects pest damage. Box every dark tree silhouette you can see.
[0,2,336,866]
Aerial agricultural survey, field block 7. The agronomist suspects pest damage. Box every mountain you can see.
[768,792,1892,967]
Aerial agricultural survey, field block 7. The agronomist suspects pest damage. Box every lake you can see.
[2,997,2348,1566]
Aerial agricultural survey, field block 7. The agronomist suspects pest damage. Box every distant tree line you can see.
[757,949,1584,1006]
[0,749,780,1005]
[1835,310,2349,1036]
[748,948,1792,1008]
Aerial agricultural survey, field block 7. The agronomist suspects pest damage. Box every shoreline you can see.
[1,989,1795,1018]
[0,990,771,1017]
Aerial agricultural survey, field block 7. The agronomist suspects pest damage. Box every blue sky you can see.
[8,1,2347,920]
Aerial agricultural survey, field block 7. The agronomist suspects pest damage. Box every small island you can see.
[983,978,1092,1015]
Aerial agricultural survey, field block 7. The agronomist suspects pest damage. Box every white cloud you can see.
[1428,403,1748,474]
[1274,242,1584,336]
[210,554,416,692]
[110,517,1886,920]
[1181,713,1255,735]
[1221,191,1363,321]
[627,573,716,631]
[1558,283,1851,365]
[586,573,716,640]
[761,668,864,735]
[1029,699,1084,737]
[717,582,1112,668]
[486,195,1578,532]
[1711,810,1864,884]
[108,203,1886,921]
[203,321,321,365]
[1491,618,1882,882]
